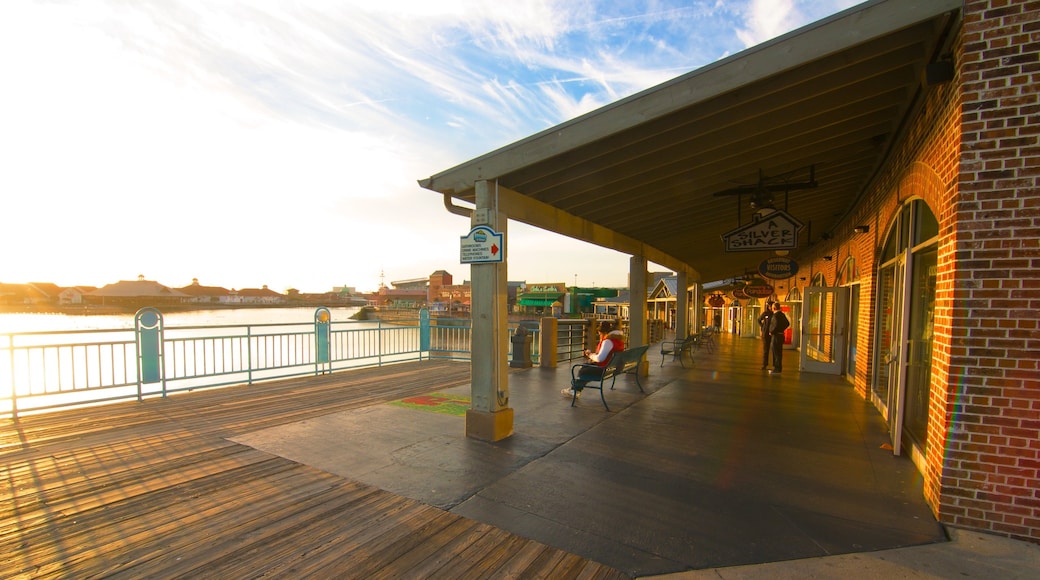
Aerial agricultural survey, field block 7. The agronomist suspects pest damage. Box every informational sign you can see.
[722,210,804,252]
[759,256,799,279]
[743,283,774,298]
[460,226,504,264]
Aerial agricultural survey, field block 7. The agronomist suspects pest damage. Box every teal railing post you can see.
[419,308,430,360]
[135,308,165,399]
[314,307,331,374]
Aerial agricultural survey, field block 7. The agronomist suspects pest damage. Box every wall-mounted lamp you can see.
[823,255,833,262]
[799,277,807,281]
[854,225,870,234]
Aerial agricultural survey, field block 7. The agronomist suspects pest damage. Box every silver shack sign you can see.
[722,210,804,252]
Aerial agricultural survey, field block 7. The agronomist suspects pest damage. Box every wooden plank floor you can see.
[1,360,628,579]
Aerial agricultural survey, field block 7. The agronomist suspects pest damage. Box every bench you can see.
[660,333,697,367]
[698,326,717,353]
[568,344,649,411]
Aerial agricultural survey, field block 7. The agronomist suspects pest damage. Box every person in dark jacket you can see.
[768,302,790,374]
[758,302,774,370]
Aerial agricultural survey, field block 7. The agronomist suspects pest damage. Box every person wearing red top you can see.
[562,320,625,398]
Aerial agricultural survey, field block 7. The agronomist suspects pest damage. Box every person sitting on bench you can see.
[562,320,625,399]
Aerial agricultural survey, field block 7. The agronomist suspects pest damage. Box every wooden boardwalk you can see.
[1,361,628,579]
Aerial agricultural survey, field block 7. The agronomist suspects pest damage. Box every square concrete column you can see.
[676,270,689,337]
[466,180,513,442]
[629,256,649,378]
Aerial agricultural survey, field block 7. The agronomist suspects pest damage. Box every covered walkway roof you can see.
[419,0,961,283]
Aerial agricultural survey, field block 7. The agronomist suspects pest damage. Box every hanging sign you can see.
[460,226,504,264]
[722,209,804,252]
[732,287,749,300]
[759,256,799,279]
[707,294,726,307]
[743,284,774,298]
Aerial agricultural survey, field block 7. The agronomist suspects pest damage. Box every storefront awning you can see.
[517,292,562,307]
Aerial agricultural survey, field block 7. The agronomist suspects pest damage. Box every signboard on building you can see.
[460,226,504,264]
[742,283,774,298]
[759,256,799,279]
[722,210,804,252]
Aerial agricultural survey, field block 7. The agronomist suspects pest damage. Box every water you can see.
[0,306,364,334]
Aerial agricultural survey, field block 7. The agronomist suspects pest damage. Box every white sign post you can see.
[460,226,504,264]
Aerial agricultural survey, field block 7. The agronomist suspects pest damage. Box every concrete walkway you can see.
[234,332,1039,578]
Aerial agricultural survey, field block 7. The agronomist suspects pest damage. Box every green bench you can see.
[568,345,649,411]
[660,333,697,367]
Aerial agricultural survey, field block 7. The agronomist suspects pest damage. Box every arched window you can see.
[837,257,859,285]
[873,199,939,459]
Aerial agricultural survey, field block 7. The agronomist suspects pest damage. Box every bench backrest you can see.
[604,345,649,376]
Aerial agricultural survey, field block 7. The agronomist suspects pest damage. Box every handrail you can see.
[1,308,546,418]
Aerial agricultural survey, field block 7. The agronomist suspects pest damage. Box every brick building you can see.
[421,1,1039,543]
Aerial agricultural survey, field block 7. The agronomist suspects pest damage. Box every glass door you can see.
[872,200,938,458]
[799,286,848,373]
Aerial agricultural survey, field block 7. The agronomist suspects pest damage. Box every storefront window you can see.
[904,246,937,449]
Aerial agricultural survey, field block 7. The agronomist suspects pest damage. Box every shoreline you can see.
[0,302,367,316]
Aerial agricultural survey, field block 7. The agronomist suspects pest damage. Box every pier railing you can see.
[1,308,600,418]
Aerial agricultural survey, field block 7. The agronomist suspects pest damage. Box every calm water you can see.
[0,306,364,334]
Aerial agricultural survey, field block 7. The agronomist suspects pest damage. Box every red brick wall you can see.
[783,0,1040,543]
[948,0,1040,542]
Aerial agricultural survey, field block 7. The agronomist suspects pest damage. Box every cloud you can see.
[0,0,864,293]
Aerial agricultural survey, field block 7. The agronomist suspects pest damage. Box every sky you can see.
[1,0,864,294]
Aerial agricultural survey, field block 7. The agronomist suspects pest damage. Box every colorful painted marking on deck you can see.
[389,392,470,416]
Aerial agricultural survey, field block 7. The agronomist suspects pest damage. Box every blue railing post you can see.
[419,308,430,361]
[135,308,165,399]
[314,307,331,374]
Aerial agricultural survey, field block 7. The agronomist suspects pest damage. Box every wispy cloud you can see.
[0,0,864,292]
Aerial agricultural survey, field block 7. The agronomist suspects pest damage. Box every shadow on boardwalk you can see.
[0,361,625,578]
[6,336,1036,578]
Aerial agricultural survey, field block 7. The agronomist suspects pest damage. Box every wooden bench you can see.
[568,344,649,411]
[660,333,697,367]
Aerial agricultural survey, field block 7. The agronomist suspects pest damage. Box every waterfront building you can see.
[177,278,233,304]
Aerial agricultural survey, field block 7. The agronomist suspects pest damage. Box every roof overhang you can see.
[419,0,962,284]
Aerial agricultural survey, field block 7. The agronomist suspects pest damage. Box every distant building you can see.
[87,276,190,306]
[176,279,232,304]
[58,286,97,305]
[236,286,286,305]
[516,283,566,315]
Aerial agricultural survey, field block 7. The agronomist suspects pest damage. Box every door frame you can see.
[799,286,848,374]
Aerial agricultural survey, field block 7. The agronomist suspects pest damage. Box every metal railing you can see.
[1,308,561,418]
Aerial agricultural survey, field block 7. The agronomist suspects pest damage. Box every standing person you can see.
[758,302,774,370]
[768,302,790,374]
[562,320,625,398]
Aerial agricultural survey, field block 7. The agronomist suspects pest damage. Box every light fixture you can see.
[823,255,833,261]
[854,225,870,234]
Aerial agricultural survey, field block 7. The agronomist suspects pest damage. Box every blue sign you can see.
[759,256,799,280]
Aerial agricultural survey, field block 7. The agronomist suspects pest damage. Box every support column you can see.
[675,271,689,337]
[628,256,648,347]
[466,180,513,441]
[629,256,649,378]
